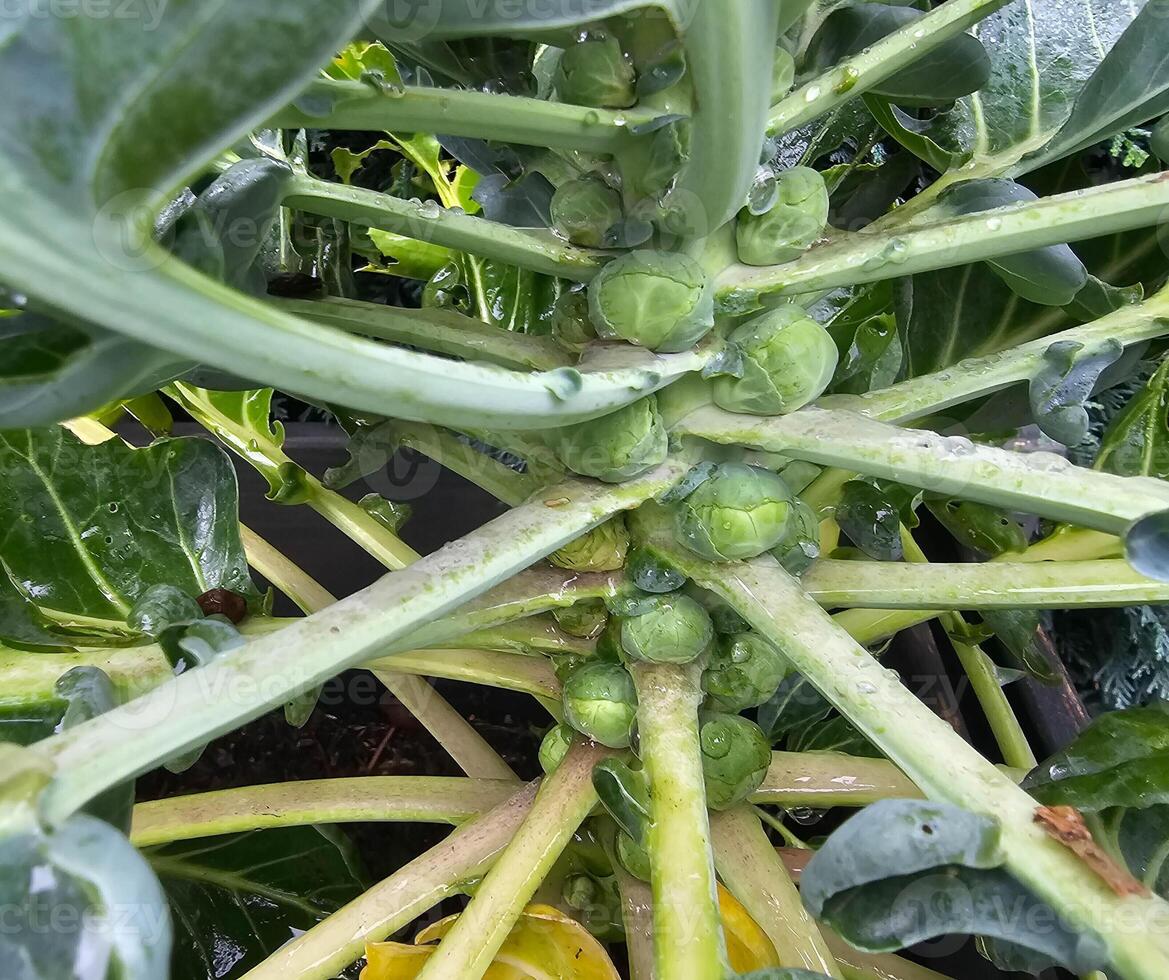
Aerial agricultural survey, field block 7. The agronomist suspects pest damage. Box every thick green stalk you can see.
[242,781,539,980]
[710,807,841,977]
[663,546,1169,980]
[767,0,1012,136]
[679,405,1169,533]
[824,287,1169,424]
[630,660,727,980]
[35,460,689,822]
[802,558,1169,609]
[287,174,606,281]
[414,741,605,980]
[130,777,515,847]
[716,172,1169,312]
[369,649,559,702]
[754,752,919,807]
[272,79,658,155]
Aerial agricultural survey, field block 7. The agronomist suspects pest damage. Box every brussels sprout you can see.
[619,593,714,665]
[555,31,637,108]
[588,250,715,353]
[562,661,639,748]
[539,723,576,774]
[1153,117,1169,163]
[550,517,630,572]
[703,632,789,713]
[551,288,597,354]
[615,829,651,881]
[554,395,668,483]
[736,166,829,266]
[700,713,772,811]
[551,176,624,248]
[673,463,796,562]
[771,496,821,575]
[712,306,839,416]
[553,599,609,639]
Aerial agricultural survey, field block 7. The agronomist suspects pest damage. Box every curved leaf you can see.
[1097,357,1169,478]
[1030,338,1125,446]
[592,757,651,846]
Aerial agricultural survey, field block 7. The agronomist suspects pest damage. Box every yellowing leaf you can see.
[361,904,619,980]
[718,884,781,972]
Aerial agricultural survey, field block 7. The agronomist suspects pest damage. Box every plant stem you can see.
[710,806,842,977]
[272,78,658,154]
[715,172,1169,313]
[287,174,607,282]
[630,660,727,980]
[369,648,560,702]
[241,781,539,980]
[677,405,1169,533]
[767,0,1012,136]
[823,287,1169,423]
[130,777,515,847]
[802,558,1169,609]
[822,933,956,980]
[615,864,657,980]
[754,752,919,807]
[900,531,1036,772]
[36,460,689,822]
[273,296,573,372]
[414,741,605,980]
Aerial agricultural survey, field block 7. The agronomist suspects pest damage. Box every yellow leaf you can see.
[718,884,781,972]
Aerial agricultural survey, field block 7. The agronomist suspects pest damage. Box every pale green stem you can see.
[630,660,727,980]
[766,0,1012,136]
[710,806,842,977]
[370,649,560,703]
[823,933,956,980]
[678,405,1169,533]
[272,78,658,155]
[273,296,572,373]
[287,174,607,282]
[822,287,1169,424]
[900,530,1036,772]
[715,172,1169,313]
[754,752,919,808]
[615,866,657,980]
[665,546,1169,980]
[414,741,605,980]
[130,777,516,847]
[241,781,540,980]
[802,558,1169,609]
[36,460,689,822]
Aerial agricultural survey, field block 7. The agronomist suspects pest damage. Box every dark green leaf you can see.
[127,585,206,639]
[1097,358,1169,478]
[835,481,920,562]
[592,757,651,846]
[148,827,366,980]
[787,716,879,758]
[926,500,1028,557]
[822,282,903,396]
[758,674,833,744]
[980,610,1058,684]
[0,563,72,651]
[0,429,256,624]
[1030,338,1125,446]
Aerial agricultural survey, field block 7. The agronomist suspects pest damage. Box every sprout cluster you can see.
[554,395,668,483]
[562,661,638,748]
[673,463,797,562]
[736,166,829,266]
[713,306,839,416]
[700,712,772,811]
[619,593,714,665]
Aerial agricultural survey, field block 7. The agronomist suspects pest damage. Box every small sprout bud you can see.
[736,165,829,266]
[553,599,609,639]
[712,306,839,416]
[539,723,576,774]
[703,632,789,713]
[588,250,714,352]
[616,830,651,881]
[550,517,630,572]
[556,31,637,108]
[554,395,668,484]
[771,496,821,575]
[619,593,714,665]
[551,176,624,248]
[673,463,796,562]
[562,661,639,748]
[700,713,772,811]
[551,288,597,354]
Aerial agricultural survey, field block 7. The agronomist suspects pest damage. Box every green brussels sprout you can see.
[550,517,630,572]
[1153,117,1169,163]
[552,288,597,354]
[539,723,576,774]
[588,250,715,353]
[673,463,796,562]
[615,829,651,881]
[551,176,624,248]
[562,661,639,748]
[700,713,772,811]
[553,599,609,639]
[619,593,714,665]
[642,120,692,197]
[712,306,839,416]
[771,496,821,575]
[554,395,668,483]
[772,48,796,102]
[555,31,637,108]
[736,166,829,266]
[703,632,789,712]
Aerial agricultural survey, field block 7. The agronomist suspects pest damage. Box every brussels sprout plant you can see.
[4,2,1169,980]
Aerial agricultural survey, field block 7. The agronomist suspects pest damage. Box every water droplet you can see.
[804,85,822,103]
[986,217,1003,231]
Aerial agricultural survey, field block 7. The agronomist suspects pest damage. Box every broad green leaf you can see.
[787,716,879,758]
[1096,358,1169,478]
[820,282,903,396]
[0,429,256,624]
[147,827,366,980]
[757,674,833,744]
[592,758,651,846]
[926,500,1028,557]
[835,481,921,562]
[0,565,72,651]
[365,229,454,281]
[1026,0,1169,170]
[1029,338,1125,446]
[979,609,1058,684]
